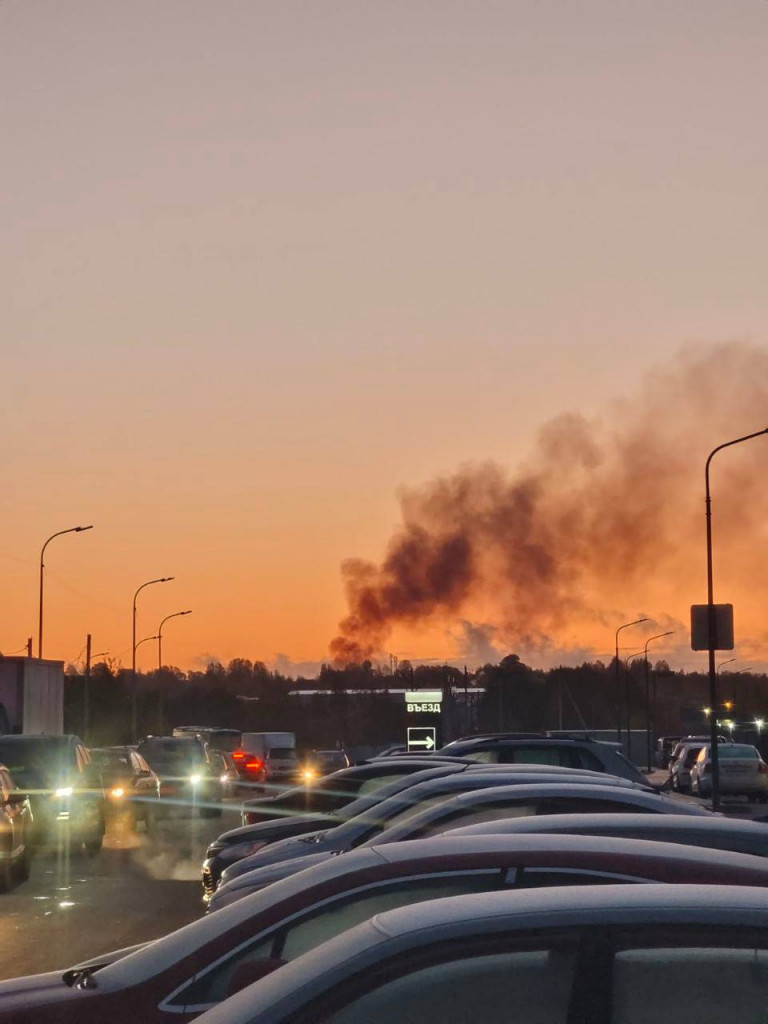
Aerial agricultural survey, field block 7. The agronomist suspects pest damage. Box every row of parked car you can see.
[5,731,768,1020]
[667,734,768,799]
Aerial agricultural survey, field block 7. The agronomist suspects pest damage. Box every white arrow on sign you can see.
[409,735,435,749]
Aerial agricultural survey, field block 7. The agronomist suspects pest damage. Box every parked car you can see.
[216,777,710,895]
[655,734,682,768]
[667,741,705,792]
[0,763,33,890]
[137,736,222,818]
[363,781,708,850]
[690,742,768,800]
[193,884,768,1024]
[0,735,105,855]
[436,735,650,785]
[6,838,768,1022]
[89,747,160,828]
[300,749,350,780]
[241,757,468,826]
[439,811,768,858]
[206,763,650,897]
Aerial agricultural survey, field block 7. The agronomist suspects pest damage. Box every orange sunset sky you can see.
[3,1,768,676]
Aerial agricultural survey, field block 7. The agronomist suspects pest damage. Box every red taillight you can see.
[232,750,247,761]
[244,758,263,772]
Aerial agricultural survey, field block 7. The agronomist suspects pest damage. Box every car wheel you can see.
[0,852,13,892]
[15,845,31,883]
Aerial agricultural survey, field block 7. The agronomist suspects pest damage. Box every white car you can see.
[194,884,768,1024]
[668,742,706,792]
[690,743,768,801]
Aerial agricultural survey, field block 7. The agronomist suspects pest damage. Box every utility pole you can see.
[83,633,91,741]
[26,638,32,658]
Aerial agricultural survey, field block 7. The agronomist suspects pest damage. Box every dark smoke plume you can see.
[330,343,768,665]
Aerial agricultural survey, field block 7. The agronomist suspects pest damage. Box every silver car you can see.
[690,743,768,801]
[668,742,705,792]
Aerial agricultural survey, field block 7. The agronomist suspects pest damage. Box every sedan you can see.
[3,837,768,1022]
[193,884,768,1024]
[216,778,710,894]
[691,742,768,801]
[89,747,160,829]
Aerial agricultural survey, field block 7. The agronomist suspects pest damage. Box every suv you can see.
[0,735,105,854]
[437,735,649,786]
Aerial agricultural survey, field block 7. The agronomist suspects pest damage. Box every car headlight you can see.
[190,774,202,785]
[220,774,229,784]
[302,769,316,782]
[54,787,73,799]
[110,787,125,799]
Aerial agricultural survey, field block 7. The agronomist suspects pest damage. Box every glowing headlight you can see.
[111,787,125,799]
[55,787,73,799]
[190,774,202,785]
[220,774,229,784]
[302,769,316,781]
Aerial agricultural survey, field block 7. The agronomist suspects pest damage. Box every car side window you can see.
[462,750,499,763]
[356,773,411,796]
[166,875,503,1010]
[573,748,605,772]
[500,745,573,767]
[535,797,653,815]
[420,801,537,836]
[612,940,768,1023]
[316,941,578,1024]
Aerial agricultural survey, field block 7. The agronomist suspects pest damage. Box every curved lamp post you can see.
[38,525,93,658]
[158,610,192,671]
[132,577,174,741]
[705,428,768,811]
[642,631,674,770]
[615,618,648,745]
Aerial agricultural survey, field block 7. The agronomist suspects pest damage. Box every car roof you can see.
[199,884,768,1023]
[442,811,764,839]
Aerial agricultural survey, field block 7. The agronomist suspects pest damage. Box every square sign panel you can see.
[691,604,734,651]
[407,727,437,752]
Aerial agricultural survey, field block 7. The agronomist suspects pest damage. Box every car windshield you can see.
[0,738,75,788]
[137,739,206,770]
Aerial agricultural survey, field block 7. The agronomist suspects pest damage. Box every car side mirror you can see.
[224,958,286,998]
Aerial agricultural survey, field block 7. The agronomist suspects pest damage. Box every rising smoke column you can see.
[330,342,768,664]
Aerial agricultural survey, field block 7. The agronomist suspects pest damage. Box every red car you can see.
[2,833,768,1021]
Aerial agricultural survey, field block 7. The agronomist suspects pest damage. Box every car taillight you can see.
[759,762,768,775]
[244,758,263,772]
[232,751,247,762]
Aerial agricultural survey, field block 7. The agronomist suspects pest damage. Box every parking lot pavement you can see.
[0,803,241,981]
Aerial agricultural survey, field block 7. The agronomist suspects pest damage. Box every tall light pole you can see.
[158,610,192,672]
[615,618,648,746]
[705,428,768,811]
[643,631,674,771]
[38,525,93,658]
[132,577,173,741]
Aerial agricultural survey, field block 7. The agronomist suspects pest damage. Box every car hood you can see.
[208,815,332,853]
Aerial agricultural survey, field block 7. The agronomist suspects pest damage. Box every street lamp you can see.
[615,618,649,745]
[132,577,174,741]
[158,610,192,672]
[717,658,736,674]
[135,634,160,660]
[704,427,768,812]
[156,610,191,736]
[643,631,675,771]
[38,525,93,658]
